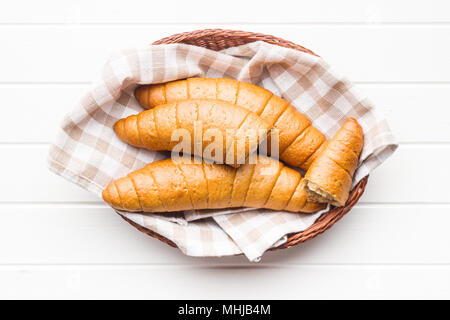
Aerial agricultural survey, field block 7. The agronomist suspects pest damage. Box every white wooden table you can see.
[1,0,449,299]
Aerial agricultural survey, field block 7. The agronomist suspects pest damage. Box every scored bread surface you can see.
[114,99,270,167]
[135,78,327,170]
[102,156,325,213]
[304,118,364,207]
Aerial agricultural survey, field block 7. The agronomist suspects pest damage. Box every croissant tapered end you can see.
[102,156,325,213]
[302,200,327,213]
[135,84,166,109]
[135,85,151,108]
[113,118,126,141]
[102,182,122,210]
[345,117,363,132]
[113,117,142,147]
[340,118,364,153]
[104,176,142,211]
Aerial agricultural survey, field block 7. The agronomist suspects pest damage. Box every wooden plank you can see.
[360,84,450,143]
[0,145,99,203]
[0,145,445,203]
[1,0,448,302]
[0,84,86,143]
[0,205,449,265]
[1,0,450,24]
[1,26,449,83]
[359,144,450,203]
[1,264,449,299]
[2,83,448,143]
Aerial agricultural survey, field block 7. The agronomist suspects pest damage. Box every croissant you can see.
[102,155,325,213]
[134,78,327,170]
[304,118,364,207]
[114,99,270,167]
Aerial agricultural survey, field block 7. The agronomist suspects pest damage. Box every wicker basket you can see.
[119,29,369,251]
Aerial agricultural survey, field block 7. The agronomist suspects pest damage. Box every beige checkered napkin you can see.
[47,41,397,261]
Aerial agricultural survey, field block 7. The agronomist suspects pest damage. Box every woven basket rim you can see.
[119,28,369,252]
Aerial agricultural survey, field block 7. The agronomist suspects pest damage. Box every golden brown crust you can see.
[187,78,216,99]
[102,181,123,210]
[280,126,327,170]
[166,80,188,103]
[172,157,208,209]
[333,118,364,156]
[114,99,270,167]
[229,160,255,207]
[137,110,165,150]
[225,112,269,166]
[202,161,235,209]
[216,78,239,103]
[196,99,245,163]
[259,95,289,128]
[236,82,273,115]
[264,167,301,211]
[134,78,327,170]
[301,140,327,170]
[244,156,283,208]
[270,105,311,154]
[153,101,178,149]
[284,178,327,213]
[149,84,166,106]
[129,168,165,212]
[301,198,328,213]
[324,141,359,176]
[114,176,141,212]
[284,179,307,212]
[102,156,324,213]
[146,159,193,211]
[135,83,166,108]
[305,157,352,207]
[304,118,364,207]
[124,115,142,147]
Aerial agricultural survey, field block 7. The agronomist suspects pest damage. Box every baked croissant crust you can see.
[304,118,364,207]
[134,78,326,171]
[114,99,270,167]
[102,156,326,213]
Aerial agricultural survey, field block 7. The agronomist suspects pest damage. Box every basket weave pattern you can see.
[120,29,369,251]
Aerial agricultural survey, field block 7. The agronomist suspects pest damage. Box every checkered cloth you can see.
[47,41,397,261]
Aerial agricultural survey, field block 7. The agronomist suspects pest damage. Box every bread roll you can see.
[102,156,325,213]
[134,78,327,170]
[114,99,270,167]
[304,118,364,207]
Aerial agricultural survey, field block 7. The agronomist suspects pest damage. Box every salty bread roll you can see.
[304,118,364,207]
[134,78,327,170]
[114,99,270,167]
[102,156,325,213]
